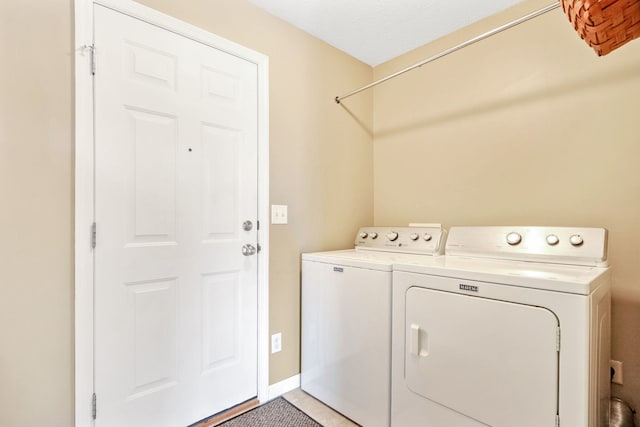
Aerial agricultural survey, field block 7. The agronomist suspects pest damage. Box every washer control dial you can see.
[423,233,432,242]
[387,231,399,242]
[370,232,378,239]
[546,234,560,246]
[409,233,419,241]
[359,232,368,239]
[570,234,584,246]
[506,232,522,246]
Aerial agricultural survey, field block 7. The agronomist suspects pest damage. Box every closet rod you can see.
[335,2,560,104]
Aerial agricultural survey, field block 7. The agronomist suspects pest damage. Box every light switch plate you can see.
[271,205,288,224]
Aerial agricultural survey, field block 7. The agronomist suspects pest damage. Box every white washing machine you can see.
[391,226,611,427]
[302,226,446,427]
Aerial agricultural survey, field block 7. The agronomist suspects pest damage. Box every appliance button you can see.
[359,232,368,239]
[387,231,399,241]
[546,234,560,246]
[570,234,584,246]
[423,233,432,242]
[370,232,378,239]
[506,232,522,245]
[410,233,419,241]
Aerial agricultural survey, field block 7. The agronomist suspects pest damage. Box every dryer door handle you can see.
[410,324,429,357]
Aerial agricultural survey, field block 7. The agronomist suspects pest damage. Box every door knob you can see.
[242,244,257,256]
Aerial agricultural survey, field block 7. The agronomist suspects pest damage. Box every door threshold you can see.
[191,398,260,427]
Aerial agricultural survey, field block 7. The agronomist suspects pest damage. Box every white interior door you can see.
[405,287,559,427]
[93,5,258,426]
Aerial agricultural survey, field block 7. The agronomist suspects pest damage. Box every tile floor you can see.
[283,388,360,427]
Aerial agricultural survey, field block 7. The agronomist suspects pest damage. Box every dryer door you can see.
[405,287,558,427]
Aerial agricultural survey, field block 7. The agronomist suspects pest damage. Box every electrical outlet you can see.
[611,360,623,384]
[271,333,282,354]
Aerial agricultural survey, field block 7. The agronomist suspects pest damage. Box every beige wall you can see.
[1,0,372,425]
[0,1,74,426]
[373,0,640,410]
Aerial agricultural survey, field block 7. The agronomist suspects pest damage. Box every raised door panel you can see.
[127,278,178,400]
[201,272,240,373]
[201,125,240,240]
[126,108,177,245]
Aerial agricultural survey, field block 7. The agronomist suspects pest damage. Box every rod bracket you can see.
[335,96,341,104]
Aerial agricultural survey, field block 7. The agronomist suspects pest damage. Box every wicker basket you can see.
[560,0,640,55]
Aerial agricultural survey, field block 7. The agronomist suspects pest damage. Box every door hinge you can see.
[92,392,97,420]
[90,44,96,75]
[91,222,97,249]
[82,44,96,75]
[556,327,561,352]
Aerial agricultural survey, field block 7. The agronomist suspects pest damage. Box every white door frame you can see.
[74,1,270,425]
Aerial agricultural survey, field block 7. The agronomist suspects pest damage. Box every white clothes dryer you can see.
[302,226,446,427]
[391,226,611,427]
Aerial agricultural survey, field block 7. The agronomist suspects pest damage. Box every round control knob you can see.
[506,232,522,246]
[410,233,419,241]
[546,234,560,246]
[423,233,432,242]
[359,231,368,239]
[570,234,584,246]
[387,231,399,241]
[370,232,378,239]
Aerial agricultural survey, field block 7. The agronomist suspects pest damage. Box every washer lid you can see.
[303,249,439,271]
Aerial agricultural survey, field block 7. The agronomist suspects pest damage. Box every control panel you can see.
[446,226,608,267]
[355,226,446,255]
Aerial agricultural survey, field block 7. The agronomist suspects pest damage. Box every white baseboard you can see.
[267,374,300,400]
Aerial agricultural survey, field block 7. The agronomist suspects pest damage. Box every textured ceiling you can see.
[249,0,526,66]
